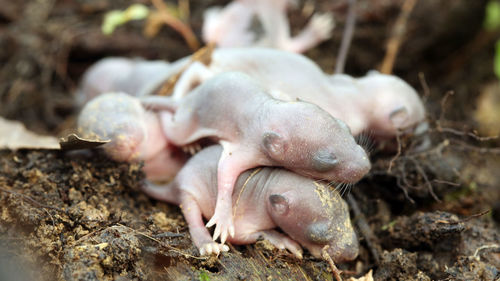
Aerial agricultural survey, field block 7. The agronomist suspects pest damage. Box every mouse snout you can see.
[104,124,146,162]
[334,145,370,183]
[326,231,359,262]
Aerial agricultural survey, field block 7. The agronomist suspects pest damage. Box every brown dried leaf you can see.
[0,117,59,150]
[59,134,110,150]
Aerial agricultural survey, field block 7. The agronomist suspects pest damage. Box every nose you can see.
[354,145,371,176]
[327,234,359,262]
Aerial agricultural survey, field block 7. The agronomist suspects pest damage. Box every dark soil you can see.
[1,1,499,280]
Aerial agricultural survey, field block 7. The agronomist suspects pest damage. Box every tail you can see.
[140,96,178,113]
[141,180,180,205]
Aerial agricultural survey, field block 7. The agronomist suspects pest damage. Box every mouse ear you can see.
[269,194,289,216]
[389,106,409,128]
[262,132,285,158]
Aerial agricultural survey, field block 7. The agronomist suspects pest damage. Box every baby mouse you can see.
[141,71,370,244]
[77,92,187,181]
[142,145,359,262]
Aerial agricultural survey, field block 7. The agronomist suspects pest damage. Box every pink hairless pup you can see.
[143,145,359,261]
[166,48,426,140]
[78,47,426,141]
[141,71,371,244]
[77,92,188,181]
[202,0,334,53]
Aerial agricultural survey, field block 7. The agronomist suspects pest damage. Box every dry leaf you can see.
[0,117,60,150]
[59,134,110,150]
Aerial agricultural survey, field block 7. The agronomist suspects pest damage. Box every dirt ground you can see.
[1,0,500,280]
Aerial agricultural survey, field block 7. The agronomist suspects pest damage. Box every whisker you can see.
[355,130,375,155]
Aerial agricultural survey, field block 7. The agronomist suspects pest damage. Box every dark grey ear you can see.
[312,150,338,172]
[269,194,289,216]
[262,132,285,157]
[305,221,335,243]
[389,106,408,128]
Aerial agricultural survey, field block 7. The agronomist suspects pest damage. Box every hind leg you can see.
[236,230,303,259]
[255,0,333,53]
[141,180,180,205]
[180,194,229,256]
[283,13,334,53]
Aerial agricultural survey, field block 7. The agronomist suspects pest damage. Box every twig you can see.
[322,245,343,281]
[178,0,190,20]
[0,187,66,213]
[153,232,185,238]
[335,0,357,74]
[473,244,500,259]
[456,210,490,224]
[150,0,199,51]
[408,157,440,201]
[116,223,207,260]
[396,176,416,204]
[450,139,500,154]
[380,0,418,74]
[438,127,498,142]
[387,133,402,173]
[432,179,460,186]
[418,72,430,103]
[347,193,381,263]
[438,90,454,125]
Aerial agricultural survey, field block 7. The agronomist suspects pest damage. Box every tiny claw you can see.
[206,217,216,228]
[206,244,213,255]
[294,250,303,259]
[213,245,220,255]
[229,226,235,238]
[212,225,221,241]
[220,230,228,245]
[222,245,229,252]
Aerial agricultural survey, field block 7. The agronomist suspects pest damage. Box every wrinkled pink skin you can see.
[76,57,187,106]
[204,48,426,139]
[202,0,334,53]
[78,50,426,141]
[142,71,370,244]
[156,48,425,140]
[77,93,187,181]
[142,145,359,261]
[328,72,427,138]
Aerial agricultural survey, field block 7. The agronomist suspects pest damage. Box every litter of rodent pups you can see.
[73,15,425,269]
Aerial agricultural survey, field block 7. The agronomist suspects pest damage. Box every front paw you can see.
[181,142,202,155]
[308,13,335,40]
[198,242,230,256]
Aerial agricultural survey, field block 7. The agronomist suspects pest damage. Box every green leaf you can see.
[484,1,500,30]
[123,4,150,21]
[101,4,150,35]
[199,271,211,281]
